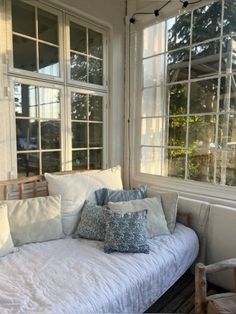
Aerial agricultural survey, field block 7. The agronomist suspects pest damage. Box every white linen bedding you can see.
[0,223,199,314]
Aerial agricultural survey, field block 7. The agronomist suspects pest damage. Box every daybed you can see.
[0,168,199,313]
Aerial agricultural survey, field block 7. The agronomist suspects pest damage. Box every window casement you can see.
[5,0,109,177]
[134,0,236,188]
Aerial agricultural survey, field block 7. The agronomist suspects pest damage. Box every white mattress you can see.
[0,223,199,314]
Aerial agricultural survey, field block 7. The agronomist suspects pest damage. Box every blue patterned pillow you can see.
[95,185,147,206]
[74,201,106,241]
[104,209,149,254]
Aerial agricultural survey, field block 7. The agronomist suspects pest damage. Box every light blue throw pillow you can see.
[95,185,147,206]
[104,209,149,254]
[74,201,106,241]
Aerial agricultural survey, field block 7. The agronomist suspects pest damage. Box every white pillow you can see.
[2,195,63,246]
[108,196,170,238]
[0,204,15,257]
[45,166,123,235]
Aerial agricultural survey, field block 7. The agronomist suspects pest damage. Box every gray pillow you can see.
[74,201,106,241]
[104,209,149,254]
[95,185,147,205]
[158,192,178,233]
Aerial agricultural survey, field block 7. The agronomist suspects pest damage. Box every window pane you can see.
[167,49,189,83]
[223,0,236,36]
[70,22,86,54]
[12,0,35,37]
[88,29,103,59]
[72,122,87,148]
[38,9,58,44]
[14,83,37,118]
[168,83,188,115]
[71,93,87,120]
[143,22,165,57]
[143,54,165,87]
[16,119,38,150]
[141,118,164,146]
[39,43,59,76]
[89,123,102,147]
[17,153,39,177]
[190,79,218,114]
[90,149,102,169]
[188,149,214,182]
[89,95,103,121]
[70,53,87,82]
[41,120,60,149]
[140,147,163,175]
[216,150,236,186]
[221,36,236,73]
[168,149,186,178]
[13,36,36,71]
[191,40,220,79]
[192,2,221,44]
[142,87,163,117]
[167,13,191,51]
[39,87,60,119]
[88,58,103,85]
[168,117,187,147]
[42,151,60,173]
[188,115,216,149]
[218,114,236,149]
[72,150,88,170]
[220,75,236,112]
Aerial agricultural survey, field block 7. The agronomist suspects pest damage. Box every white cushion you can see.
[2,195,63,246]
[45,166,123,235]
[0,204,15,257]
[108,196,170,238]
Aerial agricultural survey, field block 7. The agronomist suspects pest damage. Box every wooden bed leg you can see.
[195,263,207,314]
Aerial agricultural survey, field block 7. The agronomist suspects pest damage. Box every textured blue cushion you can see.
[73,201,106,241]
[95,185,147,206]
[104,209,149,254]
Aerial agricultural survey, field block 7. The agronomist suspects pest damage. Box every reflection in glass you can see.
[143,22,165,57]
[218,114,236,149]
[191,41,220,78]
[140,147,163,175]
[41,120,60,149]
[70,22,86,53]
[70,53,87,82]
[168,149,185,178]
[90,149,102,169]
[168,83,188,115]
[88,29,103,59]
[16,119,38,150]
[188,115,216,149]
[142,87,163,117]
[13,36,36,71]
[168,117,186,147]
[143,55,165,87]
[71,93,87,120]
[12,0,35,37]
[192,2,221,44]
[167,13,191,51]
[167,49,189,83]
[216,150,236,186]
[14,83,37,118]
[220,75,236,112]
[72,150,88,170]
[72,122,87,148]
[190,79,218,113]
[188,149,214,182]
[38,9,58,44]
[88,58,103,85]
[221,36,236,73]
[42,151,60,173]
[39,87,60,119]
[223,0,236,36]
[17,153,39,177]
[39,43,59,76]
[89,123,103,147]
[89,95,103,121]
[141,118,164,146]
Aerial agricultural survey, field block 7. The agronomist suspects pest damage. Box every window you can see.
[139,0,236,187]
[8,0,108,177]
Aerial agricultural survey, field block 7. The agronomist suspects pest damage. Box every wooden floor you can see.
[145,270,225,314]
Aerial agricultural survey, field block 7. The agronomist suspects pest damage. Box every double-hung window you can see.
[138,0,236,187]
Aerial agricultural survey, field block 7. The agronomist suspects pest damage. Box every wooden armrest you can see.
[204,258,236,274]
